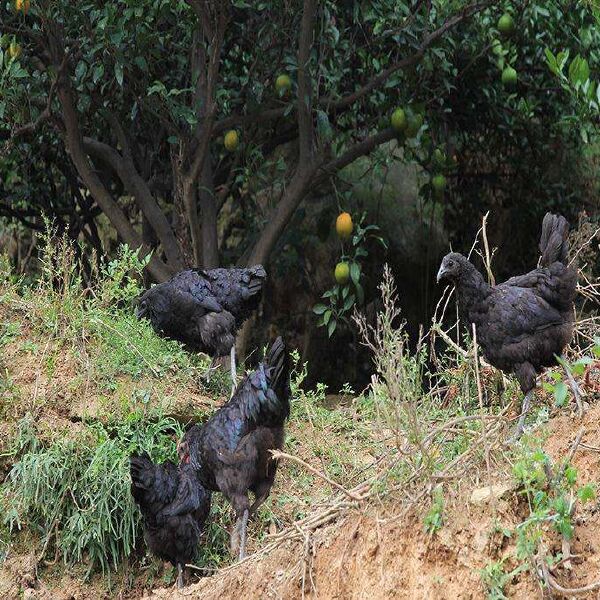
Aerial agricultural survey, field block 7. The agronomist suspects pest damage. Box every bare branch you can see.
[297,0,316,161]
[316,128,396,182]
[83,136,185,270]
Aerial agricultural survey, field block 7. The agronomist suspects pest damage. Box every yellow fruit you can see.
[275,74,292,95]
[334,262,350,285]
[15,0,30,13]
[9,41,21,59]
[224,130,239,152]
[501,66,517,87]
[391,108,407,132]
[335,212,353,240]
[497,13,514,36]
[431,174,446,195]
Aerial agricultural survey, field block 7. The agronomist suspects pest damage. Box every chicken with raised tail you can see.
[437,213,578,440]
[183,336,290,560]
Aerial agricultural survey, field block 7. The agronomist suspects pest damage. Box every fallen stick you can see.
[271,450,369,501]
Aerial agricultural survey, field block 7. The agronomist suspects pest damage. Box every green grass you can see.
[2,410,183,576]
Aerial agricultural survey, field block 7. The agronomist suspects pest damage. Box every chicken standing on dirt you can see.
[184,336,290,560]
[135,266,267,391]
[437,213,578,440]
[130,446,212,588]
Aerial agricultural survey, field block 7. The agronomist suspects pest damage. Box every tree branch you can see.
[322,1,489,113]
[54,47,172,282]
[82,135,185,270]
[297,0,316,162]
[316,129,397,183]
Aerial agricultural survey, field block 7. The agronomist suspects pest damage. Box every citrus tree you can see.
[1,0,597,286]
[1,0,493,281]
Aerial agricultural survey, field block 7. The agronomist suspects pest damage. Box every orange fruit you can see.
[334,262,350,284]
[224,130,239,152]
[335,212,353,240]
[15,0,30,13]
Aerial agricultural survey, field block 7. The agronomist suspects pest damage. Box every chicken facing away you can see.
[136,266,267,391]
[437,213,578,440]
[183,336,290,560]
[130,446,212,588]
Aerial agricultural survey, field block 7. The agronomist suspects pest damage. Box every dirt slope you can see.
[148,404,600,600]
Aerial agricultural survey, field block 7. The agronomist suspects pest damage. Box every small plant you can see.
[480,558,524,600]
[512,439,596,564]
[423,486,444,534]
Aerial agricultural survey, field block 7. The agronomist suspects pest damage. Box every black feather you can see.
[437,212,576,394]
[136,266,266,359]
[184,338,291,522]
[129,453,211,569]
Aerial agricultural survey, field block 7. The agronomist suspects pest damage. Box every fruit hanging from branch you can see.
[502,66,518,87]
[335,212,353,240]
[431,174,447,197]
[275,73,292,96]
[334,262,350,284]
[15,0,30,14]
[391,108,407,133]
[498,13,515,37]
[224,130,239,152]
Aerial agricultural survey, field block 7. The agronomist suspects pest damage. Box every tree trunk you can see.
[247,168,313,266]
[199,157,219,269]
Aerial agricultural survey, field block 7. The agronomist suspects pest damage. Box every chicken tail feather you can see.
[539,213,569,267]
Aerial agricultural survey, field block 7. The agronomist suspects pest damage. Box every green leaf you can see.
[323,309,332,325]
[577,484,596,503]
[115,63,124,87]
[327,319,337,338]
[350,262,360,286]
[75,61,87,81]
[93,64,104,83]
[343,294,355,311]
[553,381,568,407]
[355,282,364,305]
[564,465,577,487]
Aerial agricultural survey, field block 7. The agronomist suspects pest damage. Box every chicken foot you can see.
[560,355,585,417]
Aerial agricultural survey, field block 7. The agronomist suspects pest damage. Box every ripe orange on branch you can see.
[335,212,353,240]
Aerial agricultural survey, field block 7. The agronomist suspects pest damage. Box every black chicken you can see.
[184,336,290,560]
[130,445,212,588]
[135,266,267,390]
[436,213,578,440]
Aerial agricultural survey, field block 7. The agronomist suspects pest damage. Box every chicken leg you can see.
[202,357,217,385]
[230,503,250,561]
[176,563,184,589]
[230,345,237,397]
[237,508,249,560]
[507,389,534,443]
[560,355,585,416]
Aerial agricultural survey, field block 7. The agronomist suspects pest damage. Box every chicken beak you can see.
[436,265,446,283]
